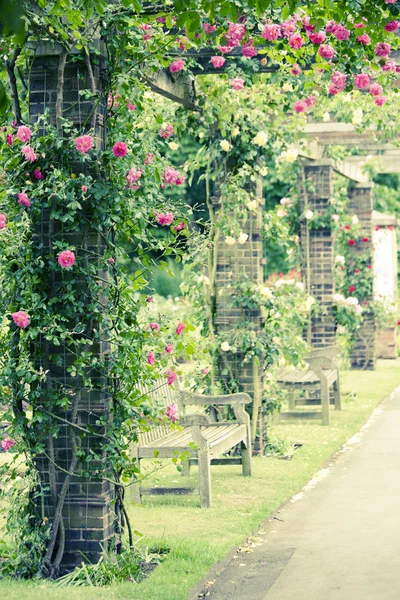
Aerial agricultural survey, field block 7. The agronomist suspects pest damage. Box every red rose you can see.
[348,239,355,246]
[362,237,369,242]
[355,269,360,274]
[344,225,351,230]
[349,285,356,293]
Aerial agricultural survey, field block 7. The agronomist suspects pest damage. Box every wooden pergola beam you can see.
[144,70,198,111]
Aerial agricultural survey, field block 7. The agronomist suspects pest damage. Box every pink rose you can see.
[166,403,178,421]
[375,42,391,57]
[173,222,185,232]
[291,65,302,75]
[144,153,154,165]
[147,351,155,365]
[384,20,399,32]
[326,20,337,33]
[309,31,326,44]
[218,45,233,54]
[1,438,16,451]
[370,83,383,96]
[74,135,93,154]
[112,141,128,157]
[165,369,177,387]
[170,58,185,73]
[382,60,396,72]
[165,343,173,353]
[162,167,180,184]
[202,368,209,375]
[242,44,258,58]
[109,257,115,264]
[127,102,136,111]
[293,100,307,113]
[386,0,396,3]
[146,296,154,303]
[156,212,174,226]
[58,250,76,268]
[160,124,174,139]
[34,169,44,180]
[331,71,347,90]
[148,322,160,332]
[355,73,370,89]
[353,21,366,28]
[12,311,30,328]
[318,45,335,59]
[0,213,6,229]
[374,96,387,106]
[282,19,297,37]
[289,33,303,49]
[226,22,246,46]
[333,25,350,40]
[17,192,30,207]
[176,321,186,335]
[16,125,32,143]
[6,134,13,146]
[126,167,143,188]
[231,77,244,91]
[203,23,217,34]
[305,94,316,107]
[81,185,88,193]
[21,145,37,162]
[328,84,340,95]
[211,56,226,68]
[261,23,281,41]
[357,33,371,45]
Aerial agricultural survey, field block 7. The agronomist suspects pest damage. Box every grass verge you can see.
[0,360,399,600]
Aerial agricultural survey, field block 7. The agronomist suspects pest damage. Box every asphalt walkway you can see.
[205,387,400,600]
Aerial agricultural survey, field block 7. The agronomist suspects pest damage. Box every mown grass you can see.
[0,360,399,600]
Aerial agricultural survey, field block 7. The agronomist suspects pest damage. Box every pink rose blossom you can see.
[382,60,396,72]
[147,351,155,365]
[127,102,136,111]
[170,58,185,73]
[384,20,399,32]
[226,22,246,46]
[21,145,37,162]
[231,77,244,90]
[353,21,366,28]
[12,311,30,328]
[156,212,174,226]
[173,222,185,232]
[148,322,160,332]
[293,100,307,113]
[108,257,115,264]
[370,83,383,96]
[1,438,16,451]
[176,175,186,186]
[202,368,209,375]
[355,73,370,89]
[374,95,387,106]
[318,45,335,59]
[203,23,217,34]
[218,45,233,54]
[162,167,183,185]
[331,71,347,89]
[309,31,326,44]
[291,65,302,75]
[333,25,350,40]
[328,84,340,95]
[176,321,186,335]
[17,192,30,207]
[262,23,281,41]
[34,169,44,180]
[325,20,337,33]
[16,125,32,143]
[74,135,93,154]
[165,369,177,387]
[160,124,174,139]
[166,403,178,421]
[282,19,297,37]
[242,43,258,58]
[6,134,13,146]
[211,56,226,68]
[386,0,396,3]
[357,33,371,45]
[0,214,6,229]
[112,141,128,157]
[305,94,316,107]
[144,153,154,164]
[165,343,173,353]
[58,250,76,268]
[81,185,88,193]
[147,296,154,303]
[289,33,303,49]
[126,167,143,188]
[375,42,391,57]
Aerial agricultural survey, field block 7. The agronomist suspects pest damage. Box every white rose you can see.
[333,293,345,303]
[198,274,210,286]
[225,236,236,246]
[247,200,258,211]
[332,214,340,222]
[199,131,205,139]
[168,142,179,150]
[275,279,285,288]
[280,198,290,206]
[305,210,314,220]
[346,297,359,306]
[238,232,249,244]
[352,215,359,225]
[220,140,231,152]
[277,208,288,218]
[305,296,316,311]
[260,286,273,299]
[323,112,330,122]
[220,341,231,352]
[296,281,304,290]
[282,83,293,92]
[253,131,268,147]
[337,325,345,334]
[284,149,298,163]
[259,167,268,176]
[335,255,345,265]
[286,279,295,285]
[232,127,240,137]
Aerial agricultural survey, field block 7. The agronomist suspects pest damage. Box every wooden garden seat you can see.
[131,380,252,508]
[276,346,341,426]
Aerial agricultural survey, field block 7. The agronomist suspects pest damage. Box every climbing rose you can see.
[231,78,244,90]
[173,222,185,232]
[34,169,44,180]
[74,135,93,153]
[108,257,115,264]
[126,167,143,188]
[211,56,225,68]
[370,83,383,96]
[16,125,32,142]
[176,321,186,335]
[12,311,30,328]
[170,58,184,73]
[349,285,356,293]
[375,42,391,57]
[262,23,281,41]
[291,65,302,75]
[202,368,209,375]
[318,45,335,59]
[282,19,297,37]
[166,403,178,421]
[165,343,173,353]
[160,123,174,138]
[144,153,153,164]
[148,322,160,332]
[220,140,231,152]
[0,214,6,229]
[203,23,216,34]
[357,33,371,45]
[293,100,307,113]
[309,31,326,44]
[58,250,76,268]
[162,167,181,184]
[127,102,136,111]
[333,25,350,40]
[363,237,370,242]
[374,96,387,106]
[6,134,13,145]
[1,438,16,451]
[165,369,177,387]
[21,145,37,161]
[17,192,30,207]
[384,20,399,32]
[386,0,396,3]
[242,43,258,58]
[382,60,396,72]
[348,239,355,246]
[147,296,154,303]
[326,20,337,33]
[355,73,370,89]
[354,20,366,28]
[331,72,347,89]
[289,33,303,49]
[305,95,316,107]
[81,185,88,193]
[156,212,174,226]
[147,351,155,365]
[112,141,128,157]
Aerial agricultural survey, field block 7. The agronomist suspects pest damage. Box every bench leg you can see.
[288,390,295,410]
[334,376,342,411]
[181,458,191,477]
[241,441,252,477]
[321,381,330,426]
[198,449,212,508]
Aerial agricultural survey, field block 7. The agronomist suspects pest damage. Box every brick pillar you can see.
[29,43,116,573]
[213,177,265,453]
[300,160,336,348]
[348,184,376,370]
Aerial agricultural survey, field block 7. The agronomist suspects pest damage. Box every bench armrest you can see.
[178,391,252,407]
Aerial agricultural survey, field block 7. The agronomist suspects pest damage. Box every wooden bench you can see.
[276,346,341,426]
[131,381,252,508]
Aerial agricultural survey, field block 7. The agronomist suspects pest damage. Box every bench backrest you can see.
[137,379,177,446]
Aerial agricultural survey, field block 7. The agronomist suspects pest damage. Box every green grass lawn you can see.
[1,360,399,600]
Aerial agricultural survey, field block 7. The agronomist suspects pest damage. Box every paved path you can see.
[205,387,400,600]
